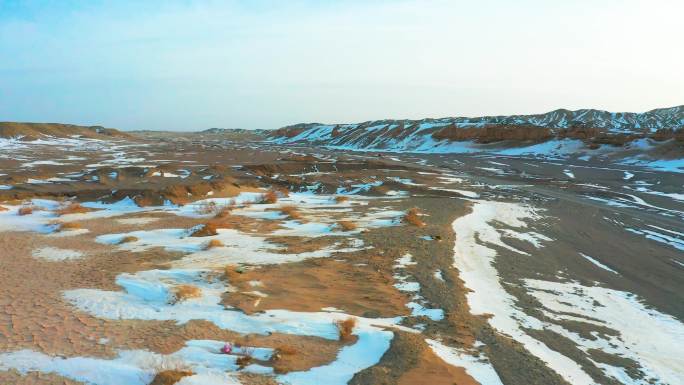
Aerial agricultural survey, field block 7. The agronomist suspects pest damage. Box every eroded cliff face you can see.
[431,124,553,144]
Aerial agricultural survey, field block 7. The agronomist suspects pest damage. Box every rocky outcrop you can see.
[432,124,553,144]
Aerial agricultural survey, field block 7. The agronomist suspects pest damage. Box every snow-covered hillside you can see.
[267,106,684,155]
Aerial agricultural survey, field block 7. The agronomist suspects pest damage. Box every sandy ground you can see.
[0,135,682,385]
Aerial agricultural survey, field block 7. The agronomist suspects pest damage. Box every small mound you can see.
[171,285,202,303]
[18,206,34,216]
[118,235,139,244]
[150,370,193,385]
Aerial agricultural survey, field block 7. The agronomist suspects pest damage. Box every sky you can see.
[1,0,683,131]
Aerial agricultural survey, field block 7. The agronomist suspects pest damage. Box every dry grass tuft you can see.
[18,206,34,216]
[280,205,303,220]
[274,345,298,356]
[190,223,218,237]
[56,202,90,216]
[403,207,426,227]
[0,205,8,212]
[195,200,218,215]
[259,190,279,204]
[171,285,202,303]
[150,370,194,385]
[195,200,235,216]
[224,264,247,281]
[59,222,82,230]
[205,239,224,249]
[271,344,298,373]
[236,355,253,369]
[334,317,357,342]
[214,207,233,219]
[334,196,349,203]
[337,220,357,231]
[119,235,139,244]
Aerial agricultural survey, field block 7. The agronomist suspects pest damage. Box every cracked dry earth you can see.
[0,135,682,385]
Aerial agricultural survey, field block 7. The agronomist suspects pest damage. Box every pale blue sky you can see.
[1,0,682,131]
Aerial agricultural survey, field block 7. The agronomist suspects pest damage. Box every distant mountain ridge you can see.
[0,122,130,140]
[267,106,684,152]
[462,106,684,132]
[201,128,269,135]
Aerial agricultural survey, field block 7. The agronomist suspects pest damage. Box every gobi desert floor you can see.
[0,134,682,385]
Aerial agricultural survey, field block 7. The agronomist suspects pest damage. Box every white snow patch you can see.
[115,217,161,225]
[433,270,444,281]
[580,253,619,274]
[0,339,270,385]
[451,201,596,384]
[278,329,393,385]
[393,254,444,321]
[32,247,83,261]
[626,226,684,251]
[427,339,503,385]
[22,160,66,167]
[429,187,480,198]
[525,279,684,385]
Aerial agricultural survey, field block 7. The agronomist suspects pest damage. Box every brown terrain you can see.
[0,122,131,141]
[0,122,682,385]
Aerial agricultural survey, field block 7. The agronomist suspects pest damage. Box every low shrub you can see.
[334,317,357,342]
[337,220,357,231]
[280,205,302,220]
[236,355,253,369]
[214,207,233,219]
[276,345,297,355]
[119,235,139,244]
[195,201,218,215]
[224,264,246,280]
[260,190,278,204]
[57,202,90,215]
[171,285,202,303]
[190,223,218,237]
[205,239,224,249]
[334,196,349,203]
[403,207,425,227]
[59,222,82,230]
